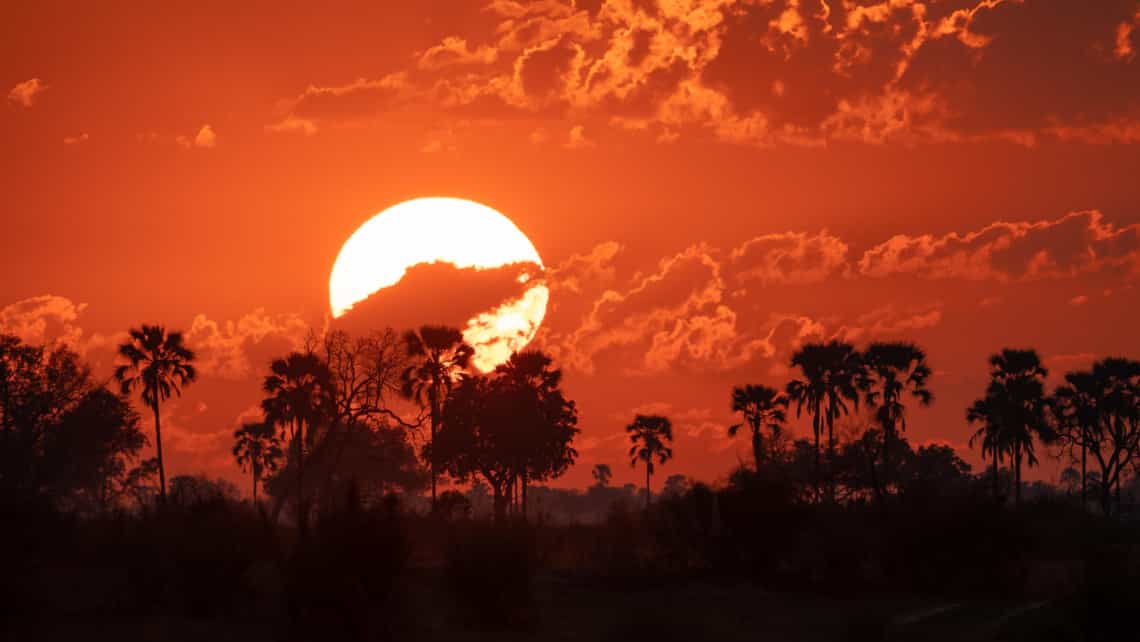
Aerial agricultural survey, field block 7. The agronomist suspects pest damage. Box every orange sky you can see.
[3,0,1140,491]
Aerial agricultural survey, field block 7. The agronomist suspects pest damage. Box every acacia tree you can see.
[1056,358,1140,516]
[626,414,673,509]
[1052,370,1101,507]
[493,350,578,518]
[786,341,864,502]
[261,351,332,535]
[432,368,578,523]
[114,325,197,503]
[861,342,933,497]
[728,384,788,470]
[400,325,473,507]
[232,421,283,504]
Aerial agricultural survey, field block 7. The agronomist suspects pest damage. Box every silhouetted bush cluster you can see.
[444,519,538,631]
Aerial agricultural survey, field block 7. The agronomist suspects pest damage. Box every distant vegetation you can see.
[2,326,1139,639]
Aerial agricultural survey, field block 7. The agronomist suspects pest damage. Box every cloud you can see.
[7,78,47,107]
[418,36,498,69]
[0,295,117,358]
[186,308,310,380]
[265,115,317,135]
[730,230,849,285]
[857,210,1140,282]
[63,133,89,145]
[176,125,216,149]
[564,124,595,149]
[269,0,1139,147]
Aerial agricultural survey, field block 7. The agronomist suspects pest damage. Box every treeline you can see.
[3,327,1140,637]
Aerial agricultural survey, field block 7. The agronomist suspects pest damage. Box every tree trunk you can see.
[992,451,999,501]
[252,467,258,504]
[751,431,763,471]
[492,484,507,524]
[429,388,438,509]
[814,418,822,503]
[521,470,528,521]
[296,418,307,538]
[880,428,889,499]
[645,463,651,510]
[1013,445,1021,507]
[1080,433,1087,509]
[153,401,167,504]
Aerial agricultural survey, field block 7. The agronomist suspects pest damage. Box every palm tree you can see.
[967,395,1008,501]
[786,340,864,501]
[980,349,1049,506]
[1051,370,1099,508]
[114,325,197,503]
[400,325,474,507]
[862,342,933,496]
[728,384,788,470]
[232,421,283,504]
[626,414,673,509]
[261,351,331,535]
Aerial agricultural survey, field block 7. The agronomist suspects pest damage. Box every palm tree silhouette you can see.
[261,351,331,535]
[1052,370,1100,508]
[232,421,283,504]
[967,395,1008,501]
[400,325,474,508]
[786,341,864,501]
[728,384,788,470]
[114,325,197,504]
[626,414,673,509]
[978,349,1049,506]
[862,342,933,497]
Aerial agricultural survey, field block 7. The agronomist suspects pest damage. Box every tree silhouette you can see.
[592,463,612,488]
[400,325,474,508]
[626,414,673,509]
[1052,369,1101,508]
[967,395,1008,502]
[492,350,579,518]
[861,342,933,498]
[261,350,332,535]
[728,384,788,471]
[232,421,283,504]
[1055,358,1140,515]
[786,341,864,502]
[971,349,1050,506]
[114,325,197,504]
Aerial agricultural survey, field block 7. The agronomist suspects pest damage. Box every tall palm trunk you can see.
[429,387,439,508]
[992,451,999,501]
[1080,430,1087,508]
[152,400,167,503]
[751,432,763,471]
[1013,444,1022,507]
[813,417,822,503]
[645,462,651,510]
[882,426,892,499]
[295,417,308,537]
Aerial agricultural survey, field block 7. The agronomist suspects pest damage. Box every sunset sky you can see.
[4,0,1140,491]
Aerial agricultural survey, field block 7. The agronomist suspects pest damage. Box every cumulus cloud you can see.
[857,210,1140,282]
[7,78,47,107]
[270,0,1140,147]
[186,308,310,380]
[177,125,217,149]
[0,295,117,358]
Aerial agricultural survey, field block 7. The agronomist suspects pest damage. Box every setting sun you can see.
[329,197,548,370]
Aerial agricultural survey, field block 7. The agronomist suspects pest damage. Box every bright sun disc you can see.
[329,197,548,370]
